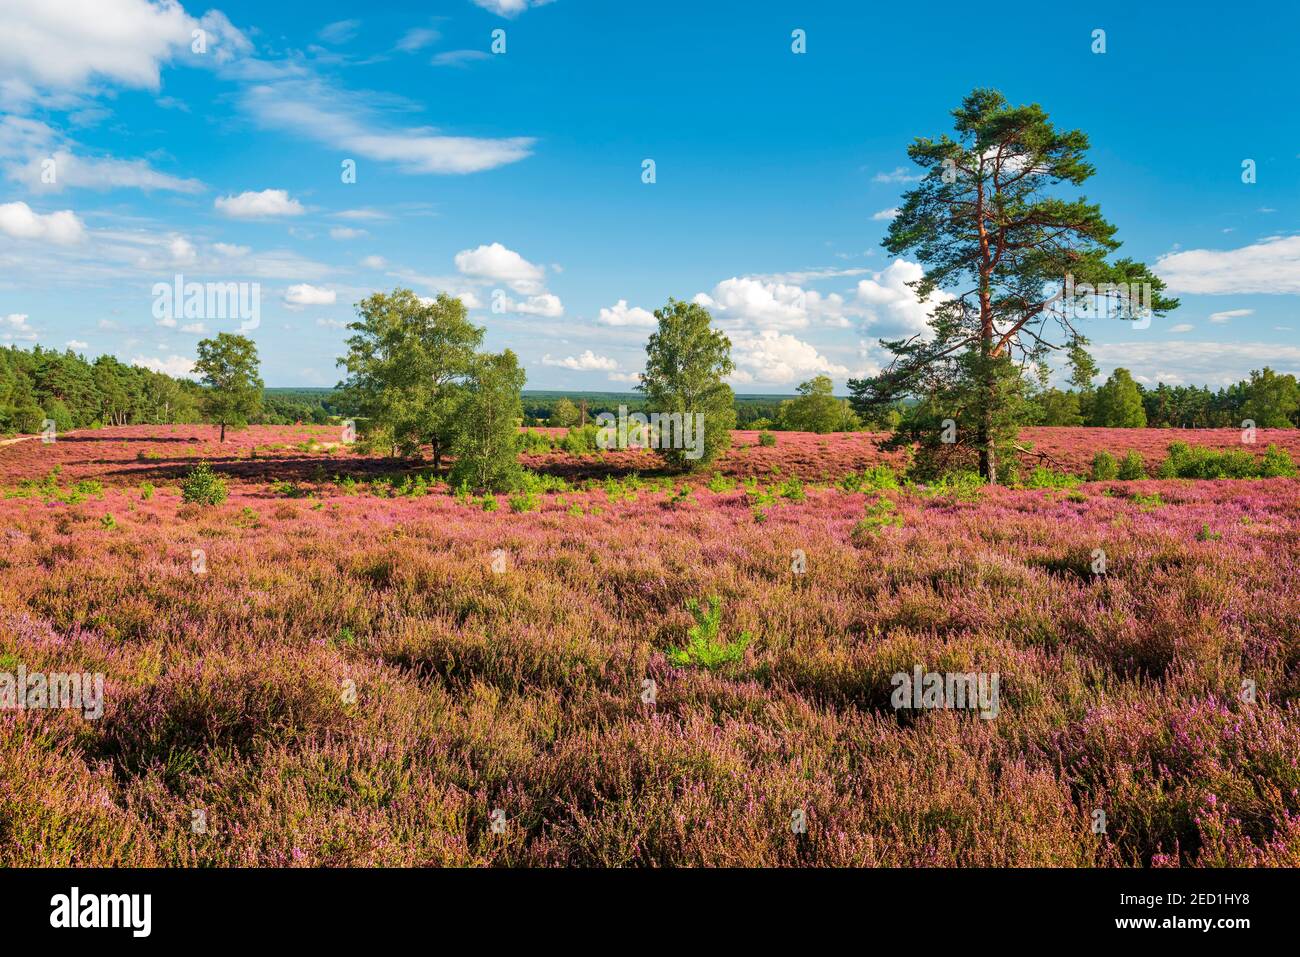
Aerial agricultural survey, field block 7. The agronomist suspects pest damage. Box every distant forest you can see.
[1,344,1296,435]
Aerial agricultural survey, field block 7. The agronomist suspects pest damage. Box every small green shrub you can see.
[517,429,556,453]
[758,430,777,448]
[1021,466,1081,489]
[666,596,752,670]
[560,425,601,454]
[912,470,985,502]
[270,479,310,498]
[1117,450,1147,480]
[1132,492,1164,511]
[1258,444,1297,478]
[1091,451,1119,481]
[180,462,228,506]
[507,489,539,513]
[140,482,155,501]
[707,472,736,493]
[1158,442,1255,479]
[852,495,903,540]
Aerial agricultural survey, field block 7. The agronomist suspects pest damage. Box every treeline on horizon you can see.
[0,345,340,435]
[2,342,1297,437]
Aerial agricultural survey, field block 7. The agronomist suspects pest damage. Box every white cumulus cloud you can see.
[0,200,85,243]
[542,350,618,372]
[215,189,305,219]
[454,242,545,293]
[855,259,950,338]
[729,330,848,384]
[0,0,249,92]
[1,313,37,341]
[597,299,656,327]
[132,354,196,378]
[284,283,336,308]
[471,0,554,17]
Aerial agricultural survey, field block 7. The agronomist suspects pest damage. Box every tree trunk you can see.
[220,421,226,442]
[975,172,998,485]
[431,435,442,472]
[981,356,997,483]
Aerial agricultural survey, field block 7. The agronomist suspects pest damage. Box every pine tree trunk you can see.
[220,421,226,442]
[975,173,998,485]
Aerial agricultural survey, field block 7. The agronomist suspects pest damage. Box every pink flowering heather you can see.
[1,425,1298,866]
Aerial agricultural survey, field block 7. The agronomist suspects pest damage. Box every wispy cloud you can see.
[317,19,361,45]
[1156,236,1300,294]
[872,167,922,183]
[432,50,491,67]
[238,76,534,174]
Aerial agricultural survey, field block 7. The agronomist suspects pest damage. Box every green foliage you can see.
[180,462,228,506]
[849,89,1176,481]
[139,482,155,501]
[1021,466,1081,489]
[1067,334,1100,394]
[507,489,540,513]
[270,479,310,498]
[852,495,904,540]
[519,470,571,494]
[517,429,556,453]
[1154,442,1294,480]
[1091,368,1147,428]
[895,350,1033,482]
[758,430,777,447]
[1035,388,1083,426]
[1159,441,1258,479]
[448,349,526,493]
[667,484,696,508]
[1259,443,1298,477]
[0,344,202,434]
[195,333,263,441]
[559,424,600,454]
[839,465,900,493]
[100,513,117,530]
[913,470,986,502]
[639,298,736,471]
[1091,451,1119,481]
[1132,492,1164,511]
[706,472,736,493]
[1117,450,1147,480]
[666,596,752,670]
[777,375,842,433]
[1240,368,1300,428]
[548,397,582,428]
[336,289,484,465]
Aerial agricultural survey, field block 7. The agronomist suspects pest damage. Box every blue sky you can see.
[1,0,1297,390]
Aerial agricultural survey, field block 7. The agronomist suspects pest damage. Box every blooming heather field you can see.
[2,425,1299,866]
